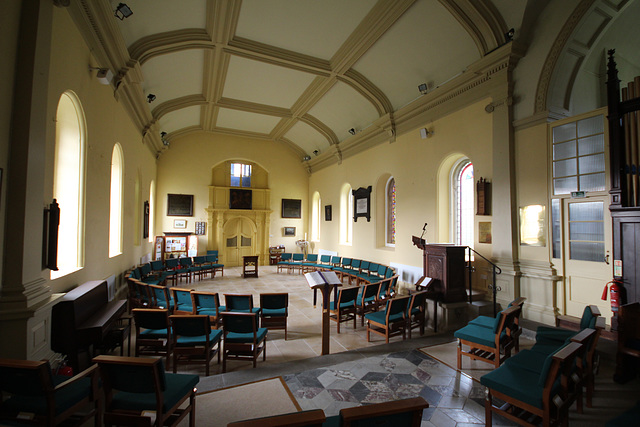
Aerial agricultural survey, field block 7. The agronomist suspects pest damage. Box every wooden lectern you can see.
[412,237,467,332]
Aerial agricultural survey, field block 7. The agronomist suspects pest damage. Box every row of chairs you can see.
[481,305,605,426]
[129,254,224,287]
[0,355,198,427]
[278,254,395,285]
[133,307,268,375]
[127,281,288,338]
[330,282,431,343]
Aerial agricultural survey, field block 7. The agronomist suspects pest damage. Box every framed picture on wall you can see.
[143,201,149,239]
[283,226,296,236]
[167,194,193,216]
[325,205,332,221]
[230,189,252,210]
[174,219,186,229]
[282,199,301,218]
[352,186,372,222]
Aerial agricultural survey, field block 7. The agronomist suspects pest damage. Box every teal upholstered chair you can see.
[302,253,319,273]
[224,294,261,317]
[356,282,380,326]
[148,284,174,312]
[221,312,268,372]
[276,253,293,273]
[347,259,362,284]
[177,257,199,283]
[365,296,409,343]
[192,255,212,279]
[259,293,289,339]
[317,254,332,269]
[170,287,194,314]
[454,304,520,369]
[206,250,218,260]
[333,257,352,282]
[93,355,198,427]
[170,315,223,376]
[204,254,224,277]
[191,291,225,328]
[468,297,526,352]
[290,253,305,274]
[481,341,583,427]
[328,286,359,333]
[0,358,100,427]
[406,291,430,338]
[325,396,429,427]
[536,305,600,346]
[132,308,173,369]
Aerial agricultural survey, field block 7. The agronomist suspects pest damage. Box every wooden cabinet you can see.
[611,208,640,306]
[412,237,467,303]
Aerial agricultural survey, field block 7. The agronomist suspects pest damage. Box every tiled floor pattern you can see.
[283,349,500,426]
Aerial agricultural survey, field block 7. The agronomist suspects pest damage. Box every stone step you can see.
[468,300,494,318]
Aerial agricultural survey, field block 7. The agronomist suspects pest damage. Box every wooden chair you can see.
[333,396,429,427]
[93,355,198,427]
[454,304,520,369]
[260,293,289,339]
[224,293,261,316]
[227,409,326,427]
[191,291,225,328]
[468,297,526,352]
[356,282,380,326]
[614,302,640,384]
[221,312,268,372]
[365,296,410,343]
[406,290,430,338]
[170,287,195,314]
[481,342,583,427]
[170,315,223,376]
[132,308,173,369]
[328,286,359,333]
[535,305,600,346]
[0,358,101,427]
[276,253,293,273]
[148,284,174,312]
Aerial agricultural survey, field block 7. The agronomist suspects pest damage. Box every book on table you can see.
[304,271,342,289]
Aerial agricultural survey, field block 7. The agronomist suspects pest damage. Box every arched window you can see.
[452,159,474,248]
[385,177,396,245]
[148,180,155,242]
[311,192,321,242]
[51,92,86,279]
[340,184,353,245]
[109,143,124,257]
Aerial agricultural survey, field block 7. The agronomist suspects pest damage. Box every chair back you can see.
[171,315,210,338]
[179,257,193,268]
[408,291,429,314]
[149,284,171,309]
[368,262,378,274]
[0,359,53,397]
[95,355,166,394]
[389,275,399,295]
[280,253,292,261]
[386,297,409,319]
[292,253,304,262]
[338,287,359,305]
[193,255,206,264]
[171,288,194,313]
[133,308,170,331]
[150,260,164,271]
[341,258,352,268]
[205,254,218,263]
[361,282,380,301]
[306,254,318,262]
[139,263,152,277]
[222,312,259,334]
[319,255,332,264]
[330,256,342,266]
[207,250,218,259]
[225,294,254,311]
[165,257,179,269]
[351,259,361,270]
[377,264,388,277]
[359,260,370,272]
[378,278,391,298]
[192,291,220,312]
[129,268,142,280]
[260,293,289,310]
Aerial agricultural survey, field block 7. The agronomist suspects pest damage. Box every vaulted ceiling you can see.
[77,0,514,159]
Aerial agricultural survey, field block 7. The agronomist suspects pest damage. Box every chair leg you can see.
[484,391,492,427]
[457,341,462,369]
[189,391,196,427]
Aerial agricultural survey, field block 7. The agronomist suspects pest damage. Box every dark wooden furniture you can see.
[50,280,127,373]
[607,50,640,317]
[243,255,259,278]
[614,302,640,383]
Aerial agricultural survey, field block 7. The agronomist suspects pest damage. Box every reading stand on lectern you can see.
[412,236,467,332]
[305,271,342,355]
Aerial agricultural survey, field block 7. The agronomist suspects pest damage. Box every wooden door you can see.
[223,217,255,267]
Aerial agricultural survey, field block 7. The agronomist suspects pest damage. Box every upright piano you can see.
[51,280,127,373]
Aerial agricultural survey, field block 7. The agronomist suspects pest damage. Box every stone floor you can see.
[149,265,640,426]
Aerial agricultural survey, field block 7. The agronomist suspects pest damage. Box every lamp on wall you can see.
[147,94,156,103]
[302,155,311,161]
[348,128,356,135]
[114,3,133,20]
[160,131,169,146]
[89,67,113,85]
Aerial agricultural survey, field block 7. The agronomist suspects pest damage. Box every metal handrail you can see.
[466,247,502,316]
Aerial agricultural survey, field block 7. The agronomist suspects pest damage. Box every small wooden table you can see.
[243,255,259,278]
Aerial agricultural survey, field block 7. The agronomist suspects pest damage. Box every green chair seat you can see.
[262,308,287,316]
[481,364,552,409]
[140,328,169,339]
[329,300,355,310]
[364,310,404,325]
[225,328,268,343]
[454,324,500,348]
[110,372,198,413]
[175,329,223,347]
[3,376,92,416]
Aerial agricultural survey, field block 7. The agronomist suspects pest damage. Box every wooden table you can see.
[243,255,259,278]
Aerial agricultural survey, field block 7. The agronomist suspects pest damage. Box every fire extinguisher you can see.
[602,279,624,314]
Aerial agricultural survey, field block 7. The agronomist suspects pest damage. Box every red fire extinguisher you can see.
[602,279,623,314]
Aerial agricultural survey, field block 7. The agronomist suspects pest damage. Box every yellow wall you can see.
[309,99,493,270]
[42,7,157,293]
[155,132,310,253]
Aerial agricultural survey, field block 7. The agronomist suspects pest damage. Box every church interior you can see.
[1,0,640,425]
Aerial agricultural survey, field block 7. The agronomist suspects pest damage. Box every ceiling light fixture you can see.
[348,128,356,135]
[418,83,428,95]
[313,150,319,156]
[160,131,169,146]
[147,94,156,103]
[303,155,311,161]
[114,3,133,20]
[505,28,515,41]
